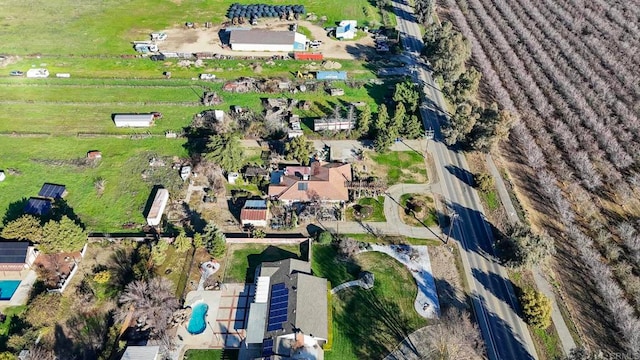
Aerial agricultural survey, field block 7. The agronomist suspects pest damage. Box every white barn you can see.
[113,114,154,128]
[229,30,307,52]
[146,189,169,226]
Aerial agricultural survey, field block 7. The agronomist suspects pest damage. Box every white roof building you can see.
[146,188,169,226]
[120,346,160,360]
[229,30,307,52]
[336,20,357,39]
[26,68,49,78]
[113,114,155,128]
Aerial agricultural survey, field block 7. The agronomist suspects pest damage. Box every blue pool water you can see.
[0,280,21,301]
[187,302,209,334]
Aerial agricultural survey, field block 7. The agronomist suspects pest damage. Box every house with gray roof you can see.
[242,258,328,360]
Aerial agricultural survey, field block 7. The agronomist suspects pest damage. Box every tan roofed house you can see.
[268,162,351,203]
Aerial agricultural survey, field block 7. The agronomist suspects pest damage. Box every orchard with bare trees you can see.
[429,0,640,355]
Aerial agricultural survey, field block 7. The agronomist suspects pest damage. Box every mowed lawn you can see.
[312,245,427,359]
[0,136,187,231]
[368,151,428,185]
[0,0,381,55]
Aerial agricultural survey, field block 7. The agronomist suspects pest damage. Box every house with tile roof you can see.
[241,258,328,360]
[268,162,351,204]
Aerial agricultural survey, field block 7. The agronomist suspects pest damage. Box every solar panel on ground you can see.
[38,183,66,199]
[24,198,52,216]
[262,338,274,356]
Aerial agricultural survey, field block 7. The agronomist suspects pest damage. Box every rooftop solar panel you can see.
[269,308,287,317]
[267,283,289,332]
[272,283,286,290]
[262,338,274,356]
[267,323,282,332]
[38,183,66,199]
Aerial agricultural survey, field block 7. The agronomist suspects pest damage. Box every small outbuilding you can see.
[0,171,5,182]
[24,197,52,216]
[336,20,357,39]
[120,346,160,360]
[26,68,49,78]
[87,151,102,159]
[113,114,155,128]
[146,188,169,226]
[241,199,269,228]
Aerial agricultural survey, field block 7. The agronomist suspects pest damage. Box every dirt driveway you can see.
[160,20,376,60]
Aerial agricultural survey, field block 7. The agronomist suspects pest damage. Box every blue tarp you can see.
[316,71,347,80]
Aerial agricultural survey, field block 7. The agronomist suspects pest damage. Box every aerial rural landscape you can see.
[0,0,638,359]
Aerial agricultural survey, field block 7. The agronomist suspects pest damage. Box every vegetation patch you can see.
[399,193,438,227]
[346,196,386,222]
[311,245,427,359]
[367,151,427,185]
[224,243,302,283]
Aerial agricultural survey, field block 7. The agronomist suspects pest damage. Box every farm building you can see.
[316,71,347,80]
[113,114,155,128]
[26,68,49,78]
[229,30,307,52]
[314,119,354,131]
[336,20,357,39]
[23,197,52,216]
[146,188,169,226]
[0,242,38,272]
[240,199,269,228]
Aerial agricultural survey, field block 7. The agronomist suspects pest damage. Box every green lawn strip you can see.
[342,233,441,246]
[154,246,191,295]
[346,196,386,222]
[0,103,205,135]
[480,190,500,211]
[184,349,239,360]
[369,151,427,185]
[312,246,427,359]
[224,243,301,283]
[1,0,380,55]
[0,136,187,232]
[5,56,376,80]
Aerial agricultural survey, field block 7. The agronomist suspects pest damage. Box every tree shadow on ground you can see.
[1,197,29,225]
[335,289,414,359]
[244,245,299,283]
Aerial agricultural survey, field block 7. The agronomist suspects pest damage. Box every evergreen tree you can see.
[41,216,87,253]
[205,132,245,172]
[173,231,192,253]
[203,222,226,259]
[356,105,372,138]
[521,289,552,329]
[470,105,514,152]
[391,102,406,139]
[402,115,424,139]
[285,135,315,165]
[393,81,421,113]
[442,101,480,146]
[1,214,43,242]
[151,240,169,266]
[374,104,389,137]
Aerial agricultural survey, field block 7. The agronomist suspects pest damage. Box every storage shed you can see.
[229,30,307,52]
[240,199,269,228]
[120,346,160,360]
[146,189,169,226]
[26,68,49,78]
[113,114,155,128]
[336,20,357,39]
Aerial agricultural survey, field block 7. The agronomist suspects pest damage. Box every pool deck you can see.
[174,283,253,358]
[0,269,37,309]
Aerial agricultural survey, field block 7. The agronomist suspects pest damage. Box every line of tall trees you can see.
[422,21,513,152]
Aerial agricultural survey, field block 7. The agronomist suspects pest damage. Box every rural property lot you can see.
[0,0,382,55]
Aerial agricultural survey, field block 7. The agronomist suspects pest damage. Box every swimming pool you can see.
[187,302,209,334]
[0,280,21,301]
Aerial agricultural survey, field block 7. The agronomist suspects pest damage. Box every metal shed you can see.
[113,114,155,128]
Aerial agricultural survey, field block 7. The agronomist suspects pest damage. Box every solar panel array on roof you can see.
[267,283,289,331]
[244,199,267,209]
[38,183,66,199]
[0,242,29,264]
[24,198,52,216]
[262,338,274,357]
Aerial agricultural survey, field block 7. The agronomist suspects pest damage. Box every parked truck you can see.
[133,42,159,53]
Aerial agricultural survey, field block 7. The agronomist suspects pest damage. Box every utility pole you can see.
[445,211,458,244]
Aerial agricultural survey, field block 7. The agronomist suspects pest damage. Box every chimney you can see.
[311,161,320,176]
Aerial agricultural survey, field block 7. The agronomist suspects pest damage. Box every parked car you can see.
[309,40,323,46]
[150,32,167,41]
[9,70,23,76]
[199,73,216,80]
[150,54,166,61]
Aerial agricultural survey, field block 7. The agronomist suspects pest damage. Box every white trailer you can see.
[26,68,49,78]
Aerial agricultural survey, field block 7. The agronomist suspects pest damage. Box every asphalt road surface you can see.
[391,1,538,359]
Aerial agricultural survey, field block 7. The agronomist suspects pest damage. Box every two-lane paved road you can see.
[390,1,538,359]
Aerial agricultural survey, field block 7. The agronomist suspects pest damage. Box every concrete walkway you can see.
[370,245,440,319]
[486,154,576,355]
[330,280,363,294]
[8,270,37,306]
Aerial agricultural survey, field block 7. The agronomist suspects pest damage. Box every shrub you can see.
[173,232,192,253]
[93,271,111,285]
[520,288,552,329]
[474,173,494,192]
[151,240,169,266]
[317,231,333,245]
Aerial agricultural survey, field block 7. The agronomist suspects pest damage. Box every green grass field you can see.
[369,151,428,185]
[0,0,381,55]
[346,196,386,222]
[312,245,427,359]
[224,243,302,283]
